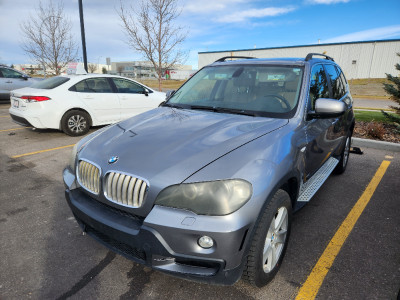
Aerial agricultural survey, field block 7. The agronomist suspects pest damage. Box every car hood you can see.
[80,107,288,186]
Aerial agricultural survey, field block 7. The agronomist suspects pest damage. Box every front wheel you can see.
[242,189,292,287]
[61,110,91,136]
[333,134,351,174]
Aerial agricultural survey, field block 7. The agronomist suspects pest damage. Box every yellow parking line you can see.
[0,115,9,117]
[12,144,75,158]
[0,127,31,133]
[296,160,391,300]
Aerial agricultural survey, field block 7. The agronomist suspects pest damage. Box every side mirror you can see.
[159,101,166,107]
[144,89,149,96]
[308,98,346,119]
[166,90,175,100]
[21,74,30,80]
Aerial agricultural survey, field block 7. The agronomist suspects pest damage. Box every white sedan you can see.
[9,74,165,136]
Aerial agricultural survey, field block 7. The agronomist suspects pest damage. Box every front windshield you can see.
[167,65,303,118]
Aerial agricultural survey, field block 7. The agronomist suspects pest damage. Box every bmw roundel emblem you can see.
[108,156,119,164]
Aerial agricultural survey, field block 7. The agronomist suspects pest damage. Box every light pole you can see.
[78,0,88,73]
[39,15,61,78]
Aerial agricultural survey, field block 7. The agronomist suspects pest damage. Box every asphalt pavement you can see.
[353,97,393,109]
[0,103,399,300]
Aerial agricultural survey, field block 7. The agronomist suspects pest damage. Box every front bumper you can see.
[63,169,250,285]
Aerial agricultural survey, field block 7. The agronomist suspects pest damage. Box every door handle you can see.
[83,96,93,99]
[5,81,12,83]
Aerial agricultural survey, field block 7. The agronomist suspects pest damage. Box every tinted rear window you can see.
[30,77,70,89]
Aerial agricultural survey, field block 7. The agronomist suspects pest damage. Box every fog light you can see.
[198,236,214,248]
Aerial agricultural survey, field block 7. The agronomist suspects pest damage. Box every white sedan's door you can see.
[111,78,162,120]
[73,77,121,124]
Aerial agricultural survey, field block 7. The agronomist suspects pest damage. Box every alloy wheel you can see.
[262,206,288,273]
[67,115,87,134]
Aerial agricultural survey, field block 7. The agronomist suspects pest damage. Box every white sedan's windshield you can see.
[168,65,303,118]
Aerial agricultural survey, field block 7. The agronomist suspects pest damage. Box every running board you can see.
[297,157,339,202]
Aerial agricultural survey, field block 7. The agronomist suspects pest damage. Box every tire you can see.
[242,189,292,287]
[61,110,91,136]
[333,133,351,174]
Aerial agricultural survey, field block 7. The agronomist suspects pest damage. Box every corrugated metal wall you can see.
[198,40,400,79]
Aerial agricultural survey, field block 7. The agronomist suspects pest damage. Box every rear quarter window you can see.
[30,77,70,89]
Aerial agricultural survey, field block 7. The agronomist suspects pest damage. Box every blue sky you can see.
[0,0,399,69]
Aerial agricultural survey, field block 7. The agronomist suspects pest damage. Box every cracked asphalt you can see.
[0,103,399,300]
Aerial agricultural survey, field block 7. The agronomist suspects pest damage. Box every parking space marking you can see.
[296,160,391,300]
[0,115,9,117]
[12,144,75,158]
[0,127,31,133]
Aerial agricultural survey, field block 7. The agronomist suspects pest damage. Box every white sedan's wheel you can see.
[61,110,91,136]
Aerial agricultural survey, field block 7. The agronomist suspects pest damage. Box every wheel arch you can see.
[241,172,297,286]
[59,107,93,130]
[240,170,300,264]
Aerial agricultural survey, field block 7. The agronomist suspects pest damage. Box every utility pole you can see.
[78,0,88,72]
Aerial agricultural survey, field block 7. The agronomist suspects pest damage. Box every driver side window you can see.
[309,65,329,110]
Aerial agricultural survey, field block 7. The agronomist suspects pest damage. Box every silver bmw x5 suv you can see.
[63,53,355,287]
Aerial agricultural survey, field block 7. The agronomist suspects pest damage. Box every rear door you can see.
[70,77,121,124]
[111,78,161,120]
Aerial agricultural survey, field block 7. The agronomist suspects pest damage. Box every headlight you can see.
[69,143,79,172]
[155,179,252,216]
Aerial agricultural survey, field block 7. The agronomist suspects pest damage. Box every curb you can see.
[352,137,400,152]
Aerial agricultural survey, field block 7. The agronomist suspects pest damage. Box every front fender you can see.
[184,126,302,222]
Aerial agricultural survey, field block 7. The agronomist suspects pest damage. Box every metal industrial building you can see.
[110,61,194,79]
[198,39,400,79]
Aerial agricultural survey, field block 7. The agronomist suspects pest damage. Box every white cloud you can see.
[322,25,400,43]
[217,6,296,23]
[306,0,350,4]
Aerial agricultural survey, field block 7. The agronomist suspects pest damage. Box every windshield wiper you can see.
[213,107,258,117]
[187,105,217,112]
[188,105,257,117]
[162,103,185,109]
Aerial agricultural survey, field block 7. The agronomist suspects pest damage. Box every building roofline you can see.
[198,39,400,54]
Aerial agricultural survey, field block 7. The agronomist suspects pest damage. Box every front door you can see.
[111,78,160,120]
[304,64,343,179]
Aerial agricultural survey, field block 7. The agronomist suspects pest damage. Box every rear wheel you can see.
[242,189,292,287]
[334,133,351,174]
[61,110,91,136]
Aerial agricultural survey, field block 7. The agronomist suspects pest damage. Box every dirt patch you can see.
[348,78,391,98]
[354,121,400,144]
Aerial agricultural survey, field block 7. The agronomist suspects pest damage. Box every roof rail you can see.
[305,53,334,62]
[214,56,256,63]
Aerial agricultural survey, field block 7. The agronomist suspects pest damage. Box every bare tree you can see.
[20,0,78,75]
[118,0,188,91]
[88,63,98,73]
